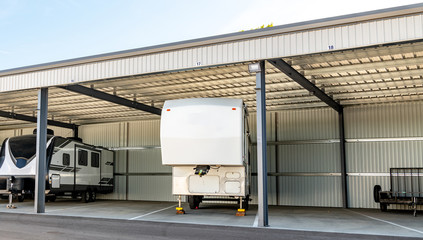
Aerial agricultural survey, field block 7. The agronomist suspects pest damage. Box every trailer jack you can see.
[236,197,245,216]
[6,193,16,209]
[176,195,185,214]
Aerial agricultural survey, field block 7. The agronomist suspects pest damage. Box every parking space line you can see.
[253,213,259,227]
[348,210,423,235]
[129,205,177,220]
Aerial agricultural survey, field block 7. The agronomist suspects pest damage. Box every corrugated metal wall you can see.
[1,12,423,92]
[275,109,342,207]
[345,101,423,209]
[1,101,422,209]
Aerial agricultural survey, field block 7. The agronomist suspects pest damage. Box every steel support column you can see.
[35,88,48,213]
[339,108,348,208]
[255,61,268,227]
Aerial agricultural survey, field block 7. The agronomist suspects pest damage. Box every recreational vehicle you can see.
[160,98,251,212]
[0,130,114,202]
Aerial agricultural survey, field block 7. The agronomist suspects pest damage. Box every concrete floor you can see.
[0,198,422,238]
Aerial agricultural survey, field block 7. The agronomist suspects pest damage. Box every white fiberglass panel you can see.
[161,98,244,166]
[188,175,219,193]
[0,138,53,176]
[172,166,246,196]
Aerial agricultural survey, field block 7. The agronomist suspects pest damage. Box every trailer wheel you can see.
[188,196,196,209]
[82,191,90,203]
[373,185,381,203]
[242,195,250,210]
[188,196,201,209]
[89,191,96,202]
[49,195,56,202]
[380,203,388,212]
[72,192,78,199]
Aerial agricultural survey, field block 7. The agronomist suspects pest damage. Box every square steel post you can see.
[35,88,48,213]
[339,108,348,208]
[255,61,268,227]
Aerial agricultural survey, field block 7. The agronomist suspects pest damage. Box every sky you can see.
[0,0,422,71]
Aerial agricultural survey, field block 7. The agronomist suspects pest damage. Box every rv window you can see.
[78,150,88,166]
[63,153,70,166]
[91,152,100,168]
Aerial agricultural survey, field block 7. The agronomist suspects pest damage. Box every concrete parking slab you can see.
[267,206,423,238]
[0,199,422,238]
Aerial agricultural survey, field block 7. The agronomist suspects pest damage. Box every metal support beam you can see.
[255,61,269,227]
[339,109,348,208]
[35,88,48,213]
[60,85,162,115]
[0,110,77,129]
[268,59,342,113]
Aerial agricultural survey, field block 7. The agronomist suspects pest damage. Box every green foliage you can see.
[240,23,274,32]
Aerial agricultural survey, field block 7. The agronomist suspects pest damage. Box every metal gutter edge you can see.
[1,3,423,77]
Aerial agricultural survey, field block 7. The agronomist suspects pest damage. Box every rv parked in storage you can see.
[160,98,251,211]
[0,130,114,202]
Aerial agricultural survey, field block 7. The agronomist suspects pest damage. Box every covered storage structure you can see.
[0,3,422,226]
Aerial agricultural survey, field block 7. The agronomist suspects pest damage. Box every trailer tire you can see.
[380,203,388,212]
[188,196,201,209]
[188,196,196,209]
[242,195,250,210]
[89,191,96,202]
[72,192,77,199]
[373,185,381,203]
[49,195,56,202]
[82,191,90,203]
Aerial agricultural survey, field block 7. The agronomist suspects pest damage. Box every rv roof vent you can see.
[33,128,55,135]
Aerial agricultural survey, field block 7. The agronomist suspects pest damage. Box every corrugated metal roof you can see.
[0,5,422,130]
[0,39,421,129]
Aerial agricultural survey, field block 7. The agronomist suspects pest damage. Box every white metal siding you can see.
[345,102,423,138]
[274,109,341,207]
[127,176,173,201]
[128,149,169,173]
[345,101,423,209]
[277,108,339,140]
[98,176,127,200]
[1,13,423,92]
[278,176,342,207]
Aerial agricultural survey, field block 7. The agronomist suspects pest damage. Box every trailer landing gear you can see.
[236,208,245,216]
[236,197,246,216]
[176,195,185,214]
[6,193,16,209]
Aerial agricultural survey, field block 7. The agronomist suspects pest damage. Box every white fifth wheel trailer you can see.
[160,98,250,212]
[0,130,114,202]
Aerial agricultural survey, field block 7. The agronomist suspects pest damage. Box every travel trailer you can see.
[160,98,250,212]
[0,130,114,202]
